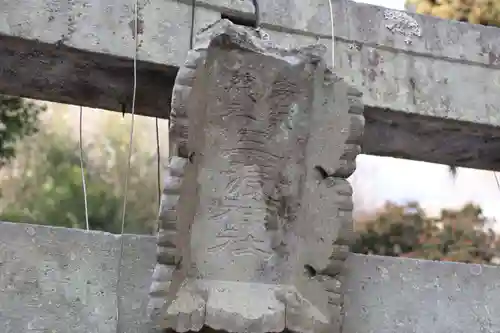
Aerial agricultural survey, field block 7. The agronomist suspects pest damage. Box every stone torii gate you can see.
[1,0,500,333]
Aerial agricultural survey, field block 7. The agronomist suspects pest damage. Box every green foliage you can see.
[353,201,500,264]
[407,0,500,27]
[0,95,45,166]
[0,110,161,235]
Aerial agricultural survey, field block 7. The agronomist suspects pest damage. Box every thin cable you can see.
[79,106,90,231]
[156,118,161,209]
[494,172,500,191]
[328,0,335,68]
[155,118,161,233]
[116,0,139,331]
[493,173,500,234]
[155,118,161,234]
[190,0,196,49]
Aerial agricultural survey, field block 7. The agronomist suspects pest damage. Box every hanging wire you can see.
[155,118,161,234]
[116,0,139,331]
[79,106,90,231]
[494,172,500,191]
[156,118,161,210]
[190,0,196,48]
[328,0,335,68]
[120,2,139,236]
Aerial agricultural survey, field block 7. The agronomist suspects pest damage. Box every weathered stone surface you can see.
[149,19,357,333]
[0,222,119,332]
[0,221,158,333]
[3,0,500,169]
[263,24,500,171]
[343,254,500,333]
[3,221,500,333]
[116,233,159,333]
[193,0,256,18]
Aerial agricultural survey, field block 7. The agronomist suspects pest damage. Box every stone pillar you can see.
[148,19,364,333]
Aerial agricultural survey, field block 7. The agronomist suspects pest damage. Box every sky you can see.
[357,0,406,10]
[349,0,500,228]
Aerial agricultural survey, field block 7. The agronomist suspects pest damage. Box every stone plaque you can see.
[148,20,364,333]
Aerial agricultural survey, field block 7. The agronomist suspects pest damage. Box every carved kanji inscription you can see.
[148,19,363,333]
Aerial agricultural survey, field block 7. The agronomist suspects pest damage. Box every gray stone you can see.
[0,0,193,118]
[117,234,158,333]
[192,0,256,18]
[0,221,160,333]
[148,19,356,333]
[0,222,119,333]
[343,254,500,333]
[3,221,500,333]
[3,0,500,169]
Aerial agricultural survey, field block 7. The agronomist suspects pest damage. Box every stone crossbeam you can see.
[1,221,499,333]
[2,0,500,170]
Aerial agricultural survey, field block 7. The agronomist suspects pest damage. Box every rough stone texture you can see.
[0,222,117,333]
[0,0,192,117]
[0,221,157,333]
[117,233,160,333]
[189,0,256,18]
[343,254,500,333]
[261,25,500,171]
[148,19,356,333]
[3,0,500,169]
[2,221,500,333]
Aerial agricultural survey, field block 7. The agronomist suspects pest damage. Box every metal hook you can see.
[252,0,260,28]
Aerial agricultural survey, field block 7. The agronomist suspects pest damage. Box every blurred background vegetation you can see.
[352,202,500,264]
[1,94,500,265]
[407,0,500,27]
[0,96,165,235]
